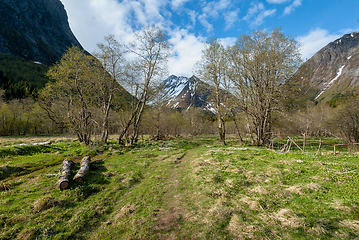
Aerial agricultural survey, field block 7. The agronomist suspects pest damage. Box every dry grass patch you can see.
[331,199,352,212]
[340,219,359,230]
[227,213,262,239]
[285,185,304,195]
[15,227,37,240]
[304,182,322,191]
[32,196,61,212]
[250,185,268,194]
[114,204,137,221]
[265,167,281,176]
[271,208,303,228]
[238,196,262,211]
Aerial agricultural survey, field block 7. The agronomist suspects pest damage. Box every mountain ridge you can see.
[297,32,359,102]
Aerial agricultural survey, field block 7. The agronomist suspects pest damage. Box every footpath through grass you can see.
[0,135,358,239]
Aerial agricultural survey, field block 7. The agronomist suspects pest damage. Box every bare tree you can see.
[93,35,126,143]
[332,97,359,142]
[118,25,172,145]
[228,28,301,146]
[195,38,228,145]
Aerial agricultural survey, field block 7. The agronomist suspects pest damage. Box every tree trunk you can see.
[57,158,74,189]
[218,116,226,145]
[245,113,254,144]
[73,156,91,182]
[130,101,145,145]
[118,93,144,144]
[130,91,148,145]
[100,95,112,143]
[231,110,243,142]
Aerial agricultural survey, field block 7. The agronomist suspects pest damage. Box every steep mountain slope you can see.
[163,75,208,111]
[296,32,359,102]
[0,0,83,65]
[162,75,229,113]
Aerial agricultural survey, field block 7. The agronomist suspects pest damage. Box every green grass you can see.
[0,135,358,239]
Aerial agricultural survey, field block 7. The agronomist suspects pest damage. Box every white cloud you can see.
[198,0,233,32]
[168,29,206,77]
[219,37,237,47]
[188,10,198,28]
[297,28,341,60]
[198,14,214,32]
[243,3,276,27]
[283,0,302,16]
[171,0,191,9]
[60,0,207,78]
[60,0,171,52]
[224,9,240,30]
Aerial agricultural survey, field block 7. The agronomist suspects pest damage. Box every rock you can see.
[0,0,83,65]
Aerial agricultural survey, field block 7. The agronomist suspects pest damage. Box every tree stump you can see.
[57,158,74,189]
[73,156,91,182]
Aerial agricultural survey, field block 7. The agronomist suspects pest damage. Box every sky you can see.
[60,0,359,77]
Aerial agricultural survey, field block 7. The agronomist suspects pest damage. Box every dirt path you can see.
[155,150,194,239]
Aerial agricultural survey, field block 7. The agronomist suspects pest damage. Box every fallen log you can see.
[57,158,74,189]
[73,156,91,182]
[9,141,52,147]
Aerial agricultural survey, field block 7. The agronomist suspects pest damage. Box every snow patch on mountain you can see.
[163,75,189,99]
[315,64,346,100]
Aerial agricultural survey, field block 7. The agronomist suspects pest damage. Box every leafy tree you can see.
[228,28,301,146]
[40,47,101,145]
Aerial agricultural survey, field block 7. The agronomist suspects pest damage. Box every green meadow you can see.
[0,135,358,239]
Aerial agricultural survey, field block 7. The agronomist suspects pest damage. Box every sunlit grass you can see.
[0,135,358,239]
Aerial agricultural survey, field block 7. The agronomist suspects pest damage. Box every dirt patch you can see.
[156,207,184,232]
[155,152,188,238]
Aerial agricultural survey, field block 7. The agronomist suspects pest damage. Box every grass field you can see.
[0,135,358,239]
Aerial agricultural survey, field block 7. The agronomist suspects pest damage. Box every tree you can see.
[332,96,359,142]
[40,47,101,145]
[228,28,301,146]
[118,25,172,145]
[195,38,228,145]
[93,35,127,143]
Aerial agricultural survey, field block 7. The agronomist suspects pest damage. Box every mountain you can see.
[296,32,359,102]
[0,0,83,65]
[162,75,226,113]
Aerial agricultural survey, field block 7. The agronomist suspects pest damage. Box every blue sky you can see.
[60,0,359,77]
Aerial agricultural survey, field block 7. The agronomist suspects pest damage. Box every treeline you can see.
[0,53,49,100]
[0,26,358,146]
[0,90,357,144]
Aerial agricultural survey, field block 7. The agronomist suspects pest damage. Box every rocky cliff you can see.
[0,0,82,65]
[297,32,359,101]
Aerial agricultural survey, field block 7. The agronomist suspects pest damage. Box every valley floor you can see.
[0,135,359,239]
